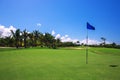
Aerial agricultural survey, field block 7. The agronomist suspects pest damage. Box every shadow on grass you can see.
[109,64,118,67]
[0,47,17,52]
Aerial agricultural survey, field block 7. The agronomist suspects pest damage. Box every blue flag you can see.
[87,22,95,30]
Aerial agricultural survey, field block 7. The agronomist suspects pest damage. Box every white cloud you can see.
[0,25,16,38]
[72,39,79,43]
[37,23,42,27]
[61,36,65,40]
[80,39,101,45]
[61,35,71,42]
[65,35,68,38]
[51,30,55,35]
[53,30,110,45]
[105,41,111,44]
[52,30,79,43]
[61,36,71,42]
[55,34,79,43]
[61,37,79,43]
[55,34,61,39]
[80,39,112,45]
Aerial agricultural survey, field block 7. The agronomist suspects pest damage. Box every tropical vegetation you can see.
[0,29,79,48]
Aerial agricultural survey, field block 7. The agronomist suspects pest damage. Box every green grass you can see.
[0,47,120,80]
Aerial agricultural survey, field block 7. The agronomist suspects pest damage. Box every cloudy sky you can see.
[0,0,120,44]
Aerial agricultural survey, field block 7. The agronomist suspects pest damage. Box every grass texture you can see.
[0,47,120,80]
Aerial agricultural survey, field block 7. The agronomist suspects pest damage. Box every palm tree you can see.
[56,38,61,47]
[44,33,55,48]
[22,29,28,48]
[101,37,106,46]
[4,36,14,47]
[11,29,21,48]
[28,32,34,47]
[39,33,44,47]
[33,30,40,46]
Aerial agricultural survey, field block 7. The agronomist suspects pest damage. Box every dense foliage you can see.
[89,43,120,49]
[0,29,119,49]
[0,29,79,48]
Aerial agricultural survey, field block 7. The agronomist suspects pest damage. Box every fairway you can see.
[0,47,120,80]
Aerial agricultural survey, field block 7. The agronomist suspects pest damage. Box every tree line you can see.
[0,29,79,48]
[0,29,119,49]
[89,37,120,49]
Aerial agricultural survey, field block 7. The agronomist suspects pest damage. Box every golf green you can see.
[0,47,120,80]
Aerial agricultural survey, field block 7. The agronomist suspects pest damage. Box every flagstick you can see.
[86,29,88,64]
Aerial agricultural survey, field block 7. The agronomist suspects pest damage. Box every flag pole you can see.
[86,28,88,64]
[86,22,95,64]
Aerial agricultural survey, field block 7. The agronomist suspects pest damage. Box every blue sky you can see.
[0,0,120,44]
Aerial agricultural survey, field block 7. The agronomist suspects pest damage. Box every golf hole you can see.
[109,65,118,67]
